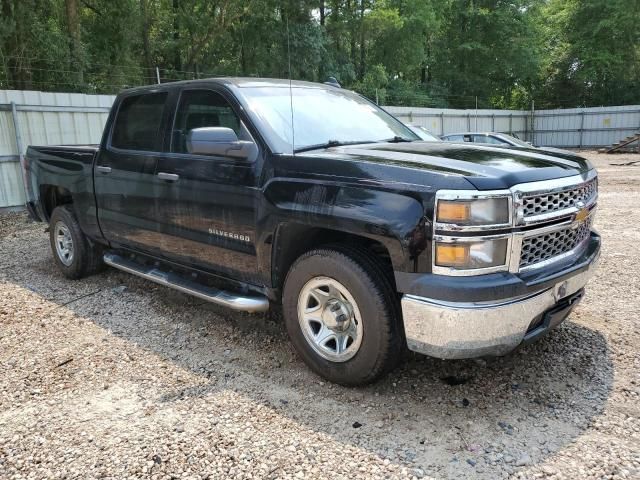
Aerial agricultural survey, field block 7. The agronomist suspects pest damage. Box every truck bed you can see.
[28,144,100,155]
[24,144,100,222]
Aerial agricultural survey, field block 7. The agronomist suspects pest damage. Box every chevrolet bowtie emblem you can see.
[574,201,589,223]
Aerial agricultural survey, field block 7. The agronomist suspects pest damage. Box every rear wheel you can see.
[49,205,103,279]
[283,246,403,385]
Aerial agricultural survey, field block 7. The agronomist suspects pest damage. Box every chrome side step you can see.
[103,252,269,313]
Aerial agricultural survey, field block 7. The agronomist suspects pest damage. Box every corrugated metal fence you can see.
[385,104,640,149]
[1,89,639,208]
[0,90,115,209]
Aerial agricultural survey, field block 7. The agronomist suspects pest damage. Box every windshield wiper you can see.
[294,140,377,154]
[382,136,414,143]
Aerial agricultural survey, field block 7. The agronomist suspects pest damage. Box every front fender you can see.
[262,179,428,272]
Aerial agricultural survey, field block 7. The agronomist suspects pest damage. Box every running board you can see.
[103,252,269,313]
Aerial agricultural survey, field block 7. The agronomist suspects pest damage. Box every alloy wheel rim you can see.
[297,276,363,362]
[54,221,74,266]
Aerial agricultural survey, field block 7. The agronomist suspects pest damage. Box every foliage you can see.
[0,0,638,108]
[536,0,640,108]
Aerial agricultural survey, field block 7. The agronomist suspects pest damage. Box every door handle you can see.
[157,172,180,182]
[96,166,112,174]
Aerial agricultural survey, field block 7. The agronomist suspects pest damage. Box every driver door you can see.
[151,88,261,283]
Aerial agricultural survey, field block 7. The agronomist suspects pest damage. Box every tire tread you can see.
[283,244,403,385]
[50,205,103,279]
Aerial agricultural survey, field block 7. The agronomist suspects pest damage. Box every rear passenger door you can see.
[151,88,261,283]
[94,90,171,255]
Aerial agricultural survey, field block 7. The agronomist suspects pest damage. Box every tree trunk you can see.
[319,1,325,26]
[347,0,356,68]
[65,0,83,85]
[173,0,182,73]
[358,0,365,80]
[331,0,340,52]
[2,0,17,88]
[139,0,154,80]
[240,35,247,76]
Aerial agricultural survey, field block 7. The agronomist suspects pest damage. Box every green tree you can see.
[537,0,640,107]
[430,0,541,108]
[0,0,637,109]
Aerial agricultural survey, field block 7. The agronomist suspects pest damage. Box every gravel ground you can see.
[1,151,639,480]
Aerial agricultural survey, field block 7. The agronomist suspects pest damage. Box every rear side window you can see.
[172,90,241,153]
[111,92,168,151]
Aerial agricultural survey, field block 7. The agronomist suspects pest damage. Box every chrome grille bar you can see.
[522,177,597,219]
[520,216,593,269]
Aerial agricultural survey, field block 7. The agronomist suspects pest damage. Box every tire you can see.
[49,205,103,279]
[282,245,404,386]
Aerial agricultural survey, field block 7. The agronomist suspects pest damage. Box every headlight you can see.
[435,239,508,269]
[436,198,510,226]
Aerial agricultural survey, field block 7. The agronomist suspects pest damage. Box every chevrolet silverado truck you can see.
[22,78,600,385]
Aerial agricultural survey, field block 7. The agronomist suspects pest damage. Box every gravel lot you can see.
[1,151,639,480]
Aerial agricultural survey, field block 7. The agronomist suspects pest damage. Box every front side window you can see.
[111,92,168,151]
[172,90,242,153]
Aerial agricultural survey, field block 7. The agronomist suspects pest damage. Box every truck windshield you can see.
[238,86,418,154]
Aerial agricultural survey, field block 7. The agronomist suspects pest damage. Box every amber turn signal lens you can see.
[435,244,469,267]
[437,201,470,223]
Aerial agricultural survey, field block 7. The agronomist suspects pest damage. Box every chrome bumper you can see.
[401,255,599,359]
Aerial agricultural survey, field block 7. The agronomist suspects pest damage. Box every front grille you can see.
[520,217,593,269]
[522,177,597,218]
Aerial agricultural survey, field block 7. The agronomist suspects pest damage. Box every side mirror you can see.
[186,127,257,161]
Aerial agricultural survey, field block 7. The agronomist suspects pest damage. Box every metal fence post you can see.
[530,100,535,145]
[475,96,478,130]
[491,113,495,132]
[509,113,513,135]
[10,101,28,202]
[10,102,24,166]
[467,113,471,131]
[440,112,445,136]
[579,110,585,148]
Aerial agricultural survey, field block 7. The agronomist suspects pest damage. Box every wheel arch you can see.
[271,223,398,291]
[40,184,73,221]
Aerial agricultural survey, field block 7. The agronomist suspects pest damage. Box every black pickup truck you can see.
[22,78,600,385]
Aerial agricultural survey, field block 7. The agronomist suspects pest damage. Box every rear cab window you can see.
[111,92,168,151]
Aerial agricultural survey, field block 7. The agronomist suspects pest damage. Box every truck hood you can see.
[308,142,593,190]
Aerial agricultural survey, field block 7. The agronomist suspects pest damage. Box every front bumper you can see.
[401,233,600,359]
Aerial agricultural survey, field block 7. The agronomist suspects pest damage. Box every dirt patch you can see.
[0,151,638,479]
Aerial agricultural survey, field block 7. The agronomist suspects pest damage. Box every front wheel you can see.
[282,246,403,385]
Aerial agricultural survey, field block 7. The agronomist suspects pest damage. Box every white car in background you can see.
[442,132,575,155]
